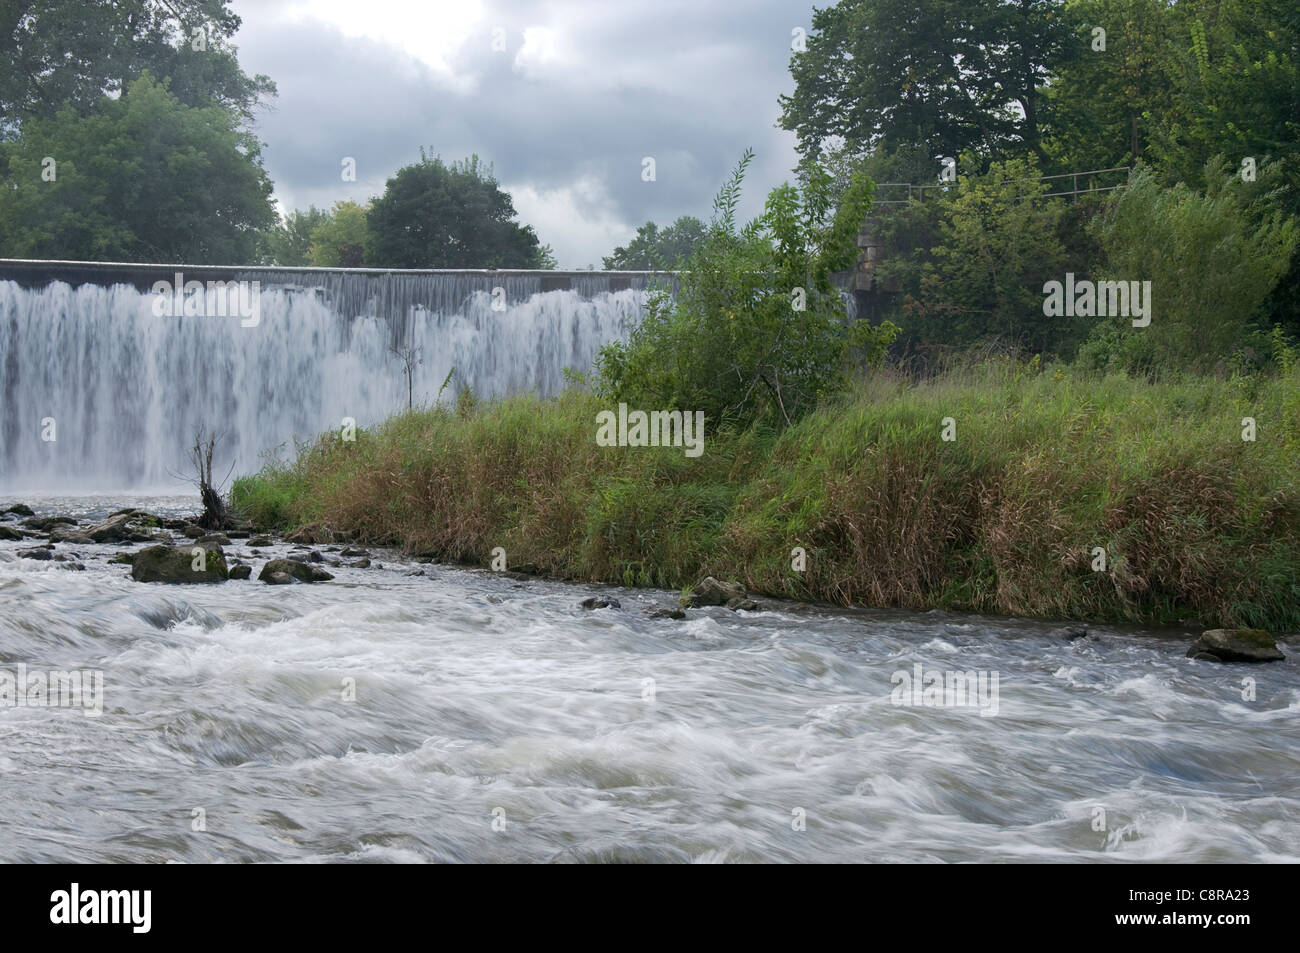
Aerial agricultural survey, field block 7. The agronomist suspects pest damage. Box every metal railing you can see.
[871,166,1131,205]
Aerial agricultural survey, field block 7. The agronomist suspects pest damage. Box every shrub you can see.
[595,149,897,430]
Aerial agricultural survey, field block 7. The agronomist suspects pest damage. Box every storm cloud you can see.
[229,0,809,267]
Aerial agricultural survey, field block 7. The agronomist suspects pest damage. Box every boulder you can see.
[228,564,253,580]
[646,606,686,620]
[180,524,205,539]
[130,545,229,584]
[579,596,621,610]
[197,533,231,546]
[86,513,137,543]
[22,516,74,531]
[18,546,54,560]
[340,547,369,557]
[725,597,761,612]
[0,526,22,541]
[3,504,34,517]
[258,559,333,583]
[681,576,747,608]
[49,525,94,543]
[247,535,274,547]
[1186,629,1284,663]
[264,571,296,585]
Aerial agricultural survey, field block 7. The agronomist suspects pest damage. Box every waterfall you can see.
[0,270,668,492]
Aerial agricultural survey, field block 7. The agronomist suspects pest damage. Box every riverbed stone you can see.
[258,559,333,583]
[247,535,273,547]
[1186,629,1284,663]
[726,597,762,612]
[580,596,621,610]
[681,576,747,607]
[263,571,296,585]
[197,533,231,546]
[646,606,686,620]
[228,564,252,580]
[130,545,229,584]
[48,525,94,543]
[22,516,75,530]
[18,546,54,560]
[0,526,22,540]
[85,512,139,542]
[3,504,35,517]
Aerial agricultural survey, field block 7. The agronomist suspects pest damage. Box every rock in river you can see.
[1186,629,1285,663]
[681,576,747,608]
[130,545,229,584]
[258,559,333,583]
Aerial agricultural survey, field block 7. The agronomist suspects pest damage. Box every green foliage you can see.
[0,72,275,262]
[596,150,897,430]
[602,216,707,269]
[307,200,372,268]
[259,206,329,266]
[0,0,274,131]
[1086,161,1298,371]
[365,150,545,268]
[874,156,1076,357]
[1043,0,1177,171]
[779,0,1080,163]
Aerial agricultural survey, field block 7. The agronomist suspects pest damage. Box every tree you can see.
[602,216,707,269]
[0,72,275,262]
[1043,0,1178,172]
[260,206,329,266]
[1084,161,1298,372]
[779,0,1080,166]
[366,151,546,268]
[307,200,372,267]
[0,0,274,132]
[881,156,1072,356]
[597,150,897,430]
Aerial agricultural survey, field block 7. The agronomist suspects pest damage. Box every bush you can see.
[595,149,897,430]
[1087,159,1298,372]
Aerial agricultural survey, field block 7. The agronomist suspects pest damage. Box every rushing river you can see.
[1,496,1297,863]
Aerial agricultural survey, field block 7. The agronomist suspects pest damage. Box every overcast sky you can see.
[227,0,811,268]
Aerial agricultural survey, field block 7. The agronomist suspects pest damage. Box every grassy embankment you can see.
[231,360,1300,632]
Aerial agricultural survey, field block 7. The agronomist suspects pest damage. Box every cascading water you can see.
[0,270,667,492]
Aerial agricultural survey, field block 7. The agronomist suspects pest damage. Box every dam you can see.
[0,259,673,492]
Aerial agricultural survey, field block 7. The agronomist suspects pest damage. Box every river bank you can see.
[231,362,1300,635]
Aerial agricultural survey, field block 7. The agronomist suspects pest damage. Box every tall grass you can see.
[231,360,1300,631]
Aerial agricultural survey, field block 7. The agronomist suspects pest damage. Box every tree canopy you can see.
[602,216,707,270]
[366,152,549,269]
[0,0,273,132]
[0,72,275,262]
